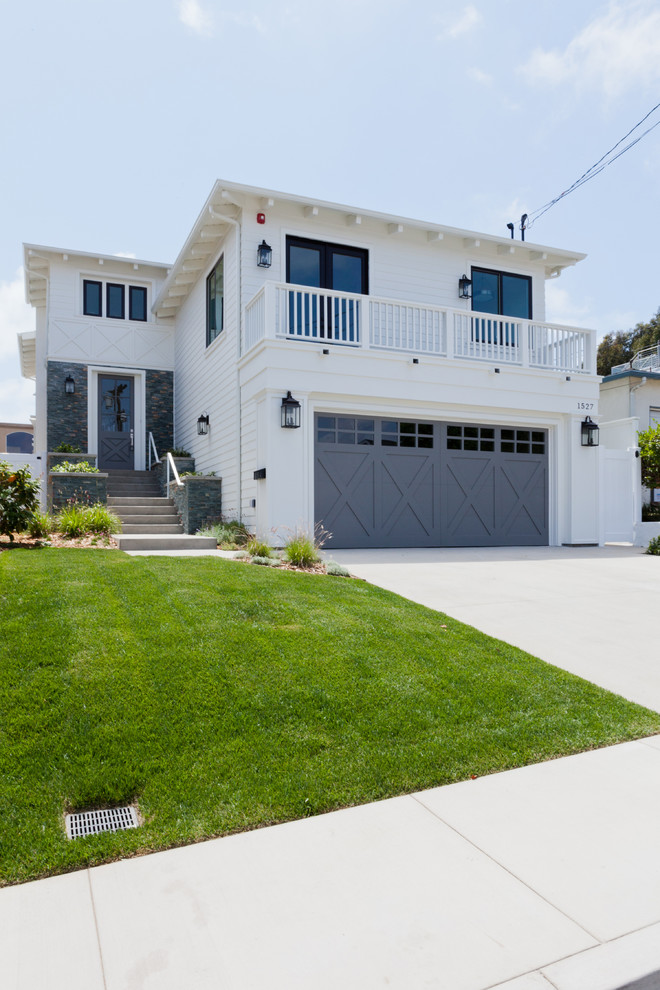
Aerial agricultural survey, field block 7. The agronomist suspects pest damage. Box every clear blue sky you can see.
[2,0,659,420]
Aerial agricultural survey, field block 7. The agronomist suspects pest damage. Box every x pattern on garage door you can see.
[315,416,548,548]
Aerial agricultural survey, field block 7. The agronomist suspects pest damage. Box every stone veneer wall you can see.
[146,370,174,457]
[158,457,195,494]
[169,477,222,534]
[47,361,88,452]
[48,472,108,511]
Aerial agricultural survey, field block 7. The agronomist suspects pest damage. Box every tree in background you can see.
[0,461,40,542]
[597,311,660,377]
[638,424,660,493]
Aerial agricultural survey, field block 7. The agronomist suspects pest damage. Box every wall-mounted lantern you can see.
[281,391,301,429]
[257,240,272,268]
[581,416,599,447]
[64,375,75,394]
[458,274,472,299]
[197,413,210,436]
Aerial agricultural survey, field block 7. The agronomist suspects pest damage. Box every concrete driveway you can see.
[329,545,660,713]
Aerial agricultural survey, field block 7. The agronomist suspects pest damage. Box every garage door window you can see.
[447,425,495,451]
[317,416,374,445]
[382,422,433,448]
[501,429,545,454]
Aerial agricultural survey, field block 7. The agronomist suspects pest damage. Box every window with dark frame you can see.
[83,280,102,317]
[106,283,126,320]
[129,285,147,321]
[206,256,224,346]
[471,268,532,320]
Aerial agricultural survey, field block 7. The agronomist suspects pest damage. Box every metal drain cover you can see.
[65,805,139,839]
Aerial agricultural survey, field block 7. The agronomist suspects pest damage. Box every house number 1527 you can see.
[577,402,594,410]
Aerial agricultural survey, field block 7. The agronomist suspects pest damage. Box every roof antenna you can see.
[506,222,515,239]
[520,213,528,242]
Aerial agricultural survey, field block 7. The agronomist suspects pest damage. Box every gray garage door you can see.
[315,416,548,549]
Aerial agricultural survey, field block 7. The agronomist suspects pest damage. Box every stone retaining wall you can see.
[168,477,222,534]
[48,472,108,512]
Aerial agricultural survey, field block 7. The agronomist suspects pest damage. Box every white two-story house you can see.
[20,179,601,548]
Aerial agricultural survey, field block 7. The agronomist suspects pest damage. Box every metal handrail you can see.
[148,432,161,470]
[166,451,183,489]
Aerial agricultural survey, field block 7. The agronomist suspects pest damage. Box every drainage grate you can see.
[65,806,139,839]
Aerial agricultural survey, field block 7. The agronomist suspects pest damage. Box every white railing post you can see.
[445,310,454,360]
[519,320,530,368]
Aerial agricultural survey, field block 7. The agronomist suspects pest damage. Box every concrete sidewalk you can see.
[3,737,660,989]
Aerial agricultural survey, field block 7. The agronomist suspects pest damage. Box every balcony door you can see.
[286,237,368,341]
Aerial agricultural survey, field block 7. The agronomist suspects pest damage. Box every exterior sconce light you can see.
[257,240,272,268]
[458,274,472,299]
[281,391,301,429]
[64,375,75,394]
[581,416,599,447]
[197,413,210,436]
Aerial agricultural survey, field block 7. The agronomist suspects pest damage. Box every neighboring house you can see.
[599,347,660,544]
[0,421,34,454]
[19,180,601,548]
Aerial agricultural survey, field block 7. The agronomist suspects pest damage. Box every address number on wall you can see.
[577,402,595,411]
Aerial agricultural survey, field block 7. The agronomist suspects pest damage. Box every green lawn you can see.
[2,549,659,886]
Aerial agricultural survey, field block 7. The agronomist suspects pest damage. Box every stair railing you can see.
[148,432,161,470]
[166,451,183,491]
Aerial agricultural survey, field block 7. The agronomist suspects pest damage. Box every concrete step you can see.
[111,503,178,515]
[114,534,218,551]
[120,524,184,535]
[117,513,180,525]
[108,496,172,507]
[107,487,163,497]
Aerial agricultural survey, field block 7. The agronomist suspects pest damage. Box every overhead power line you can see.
[524,100,660,232]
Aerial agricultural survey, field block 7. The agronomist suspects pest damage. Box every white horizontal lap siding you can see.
[173,231,240,512]
[238,199,549,317]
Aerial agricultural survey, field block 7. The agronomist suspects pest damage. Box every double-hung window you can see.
[206,256,224,346]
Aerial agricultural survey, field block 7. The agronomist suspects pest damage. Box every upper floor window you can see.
[471,268,531,320]
[206,256,224,346]
[83,279,148,321]
[286,236,368,295]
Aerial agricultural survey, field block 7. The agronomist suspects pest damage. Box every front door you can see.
[98,375,134,469]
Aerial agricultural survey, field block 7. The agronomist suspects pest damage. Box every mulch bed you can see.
[0,534,118,552]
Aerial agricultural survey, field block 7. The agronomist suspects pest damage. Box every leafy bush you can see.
[642,502,660,521]
[325,560,350,577]
[646,536,660,556]
[251,555,280,566]
[28,512,54,538]
[281,526,328,568]
[198,519,249,548]
[0,461,41,542]
[51,461,99,474]
[638,424,660,491]
[246,536,272,558]
[53,443,81,454]
[168,448,191,457]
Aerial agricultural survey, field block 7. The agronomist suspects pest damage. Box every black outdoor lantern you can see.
[197,413,210,436]
[281,391,301,429]
[581,416,600,447]
[64,375,75,394]
[458,274,472,299]
[257,240,272,268]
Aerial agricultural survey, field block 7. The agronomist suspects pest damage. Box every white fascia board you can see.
[18,331,36,380]
[23,243,170,272]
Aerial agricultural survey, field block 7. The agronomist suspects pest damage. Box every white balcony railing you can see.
[244,282,596,374]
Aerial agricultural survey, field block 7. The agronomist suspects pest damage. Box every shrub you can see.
[0,461,41,542]
[325,560,350,577]
[646,536,660,556]
[53,443,81,454]
[57,504,88,538]
[281,525,328,568]
[246,536,272,558]
[51,461,99,474]
[84,503,121,534]
[251,555,275,566]
[168,448,191,457]
[56,502,120,539]
[198,519,249,548]
[28,512,54,539]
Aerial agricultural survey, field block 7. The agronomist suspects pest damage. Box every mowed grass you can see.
[2,550,659,886]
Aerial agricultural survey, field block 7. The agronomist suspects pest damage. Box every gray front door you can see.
[98,375,134,469]
[315,416,548,549]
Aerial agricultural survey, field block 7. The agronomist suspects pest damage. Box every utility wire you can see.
[525,100,660,231]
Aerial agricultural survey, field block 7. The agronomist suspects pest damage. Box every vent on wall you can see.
[65,806,139,839]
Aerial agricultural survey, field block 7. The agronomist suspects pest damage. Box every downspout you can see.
[629,376,647,418]
[208,206,243,522]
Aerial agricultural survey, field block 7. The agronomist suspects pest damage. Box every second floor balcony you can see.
[244,282,597,376]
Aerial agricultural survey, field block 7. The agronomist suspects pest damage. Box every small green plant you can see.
[56,502,120,539]
[246,536,272,558]
[51,461,99,473]
[198,519,249,549]
[251,555,275,566]
[53,443,81,454]
[168,448,191,458]
[28,511,54,539]
[57,504,88,538]
[325,560,350,577]
[84,503,121,534]
[645,536,660,555]
[0,461,41,542]
[281,525,328,568]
